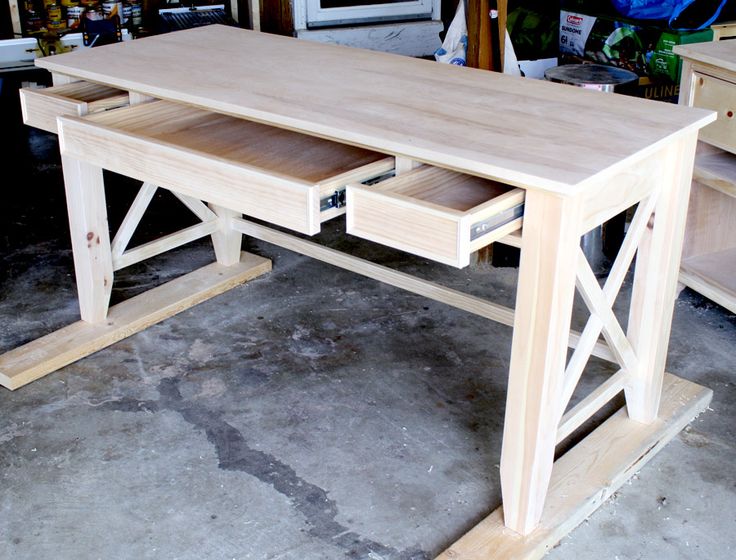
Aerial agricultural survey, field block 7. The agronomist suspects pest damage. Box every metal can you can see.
[130,3,142,26]
[84,7,103,20]
[47,18,67,30]
[61,0,79,7]
[42,0,56,9]
[67,5,84,28]
[46,4,62,19]
[102,0,124,23]
[26,15,45,31]
[80,0,98,8]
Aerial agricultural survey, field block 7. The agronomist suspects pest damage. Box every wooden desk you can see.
[3,26,716,558]
[675,40,736,314]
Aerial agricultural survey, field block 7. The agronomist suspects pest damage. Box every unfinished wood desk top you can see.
[674,39,736,74]
[37,25,713,193]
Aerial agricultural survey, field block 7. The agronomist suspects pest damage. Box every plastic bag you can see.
[611,0,727,29]
[435,1,468,66]
[612,0,690,20]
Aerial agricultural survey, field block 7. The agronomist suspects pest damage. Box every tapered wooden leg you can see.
[209,204,242,266]
[625,133,698,423]
[61,156,113,324]
[500,190,583,535]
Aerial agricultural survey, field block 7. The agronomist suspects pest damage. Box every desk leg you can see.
[500,190,582,535]
[625,132,698,423]
[61,156,113,324]
[209,204,243,267]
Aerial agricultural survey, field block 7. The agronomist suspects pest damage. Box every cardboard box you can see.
[559,10,713,80]
[649,29,713,82]
[518,57,559,79]
[636,77,681,104]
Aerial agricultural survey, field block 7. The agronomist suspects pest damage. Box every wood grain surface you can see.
[675,39,736,74]
[36,25,714,193]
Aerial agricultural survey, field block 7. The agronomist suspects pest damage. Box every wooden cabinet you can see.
[675,40,736,313]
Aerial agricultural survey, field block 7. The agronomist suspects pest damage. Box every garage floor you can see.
[1,85,734,560]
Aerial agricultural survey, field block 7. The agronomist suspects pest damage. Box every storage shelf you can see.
[693,149,736,197]
[680,248,736,314]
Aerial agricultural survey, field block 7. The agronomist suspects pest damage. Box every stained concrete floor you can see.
[0,81,734,560]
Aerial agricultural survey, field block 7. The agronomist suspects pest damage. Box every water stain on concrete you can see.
[102,378,428,560]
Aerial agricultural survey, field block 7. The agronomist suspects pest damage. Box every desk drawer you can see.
[692,72,736,154]
[20,81,130,134]
[347,166,524,268]
[57,100,394,235]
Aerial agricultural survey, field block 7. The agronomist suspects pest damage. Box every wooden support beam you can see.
[557,368,628,444]
[0,253,271,390]
[111,182,158,259]
[9,0,21,36]
[61,157,113,324]
[248,0,260,30]
[437,373,712,560]
[467,0,493,71]
[500,190,582,535]
[561,192,657,411]
[113,221,219,271]
[232,217,515,324]
[497,0,508,72]
[574,249,639,378]
[625,134,698,423]
[231,218,616,363]
[209,204,243,266]
[260,0,293,35]
[230,0,239,24]
[173,192,218,222]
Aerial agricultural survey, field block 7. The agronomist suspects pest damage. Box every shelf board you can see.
[680,247,736,314]
[693,149,736,198]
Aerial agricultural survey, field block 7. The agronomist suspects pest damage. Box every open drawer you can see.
[20,81,130,134]
[346,166,524,268]
[57,100,394,235]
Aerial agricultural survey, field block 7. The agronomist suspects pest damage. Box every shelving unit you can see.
[675,40,736,313]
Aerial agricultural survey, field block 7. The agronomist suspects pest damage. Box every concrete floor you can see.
[1,82,734,560]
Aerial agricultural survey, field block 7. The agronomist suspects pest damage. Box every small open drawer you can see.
[20,81,130,134]
[57,100,394,235]
[346,166,524,268]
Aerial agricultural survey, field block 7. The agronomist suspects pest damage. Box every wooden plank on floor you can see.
[436,372,712,560]
[0,252,271,390]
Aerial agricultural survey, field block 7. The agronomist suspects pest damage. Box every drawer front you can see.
[20,82,129,134]
[57,101,394,236]
[347,167,524,268]
[692,72,736,154]
[59,116,324,234]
